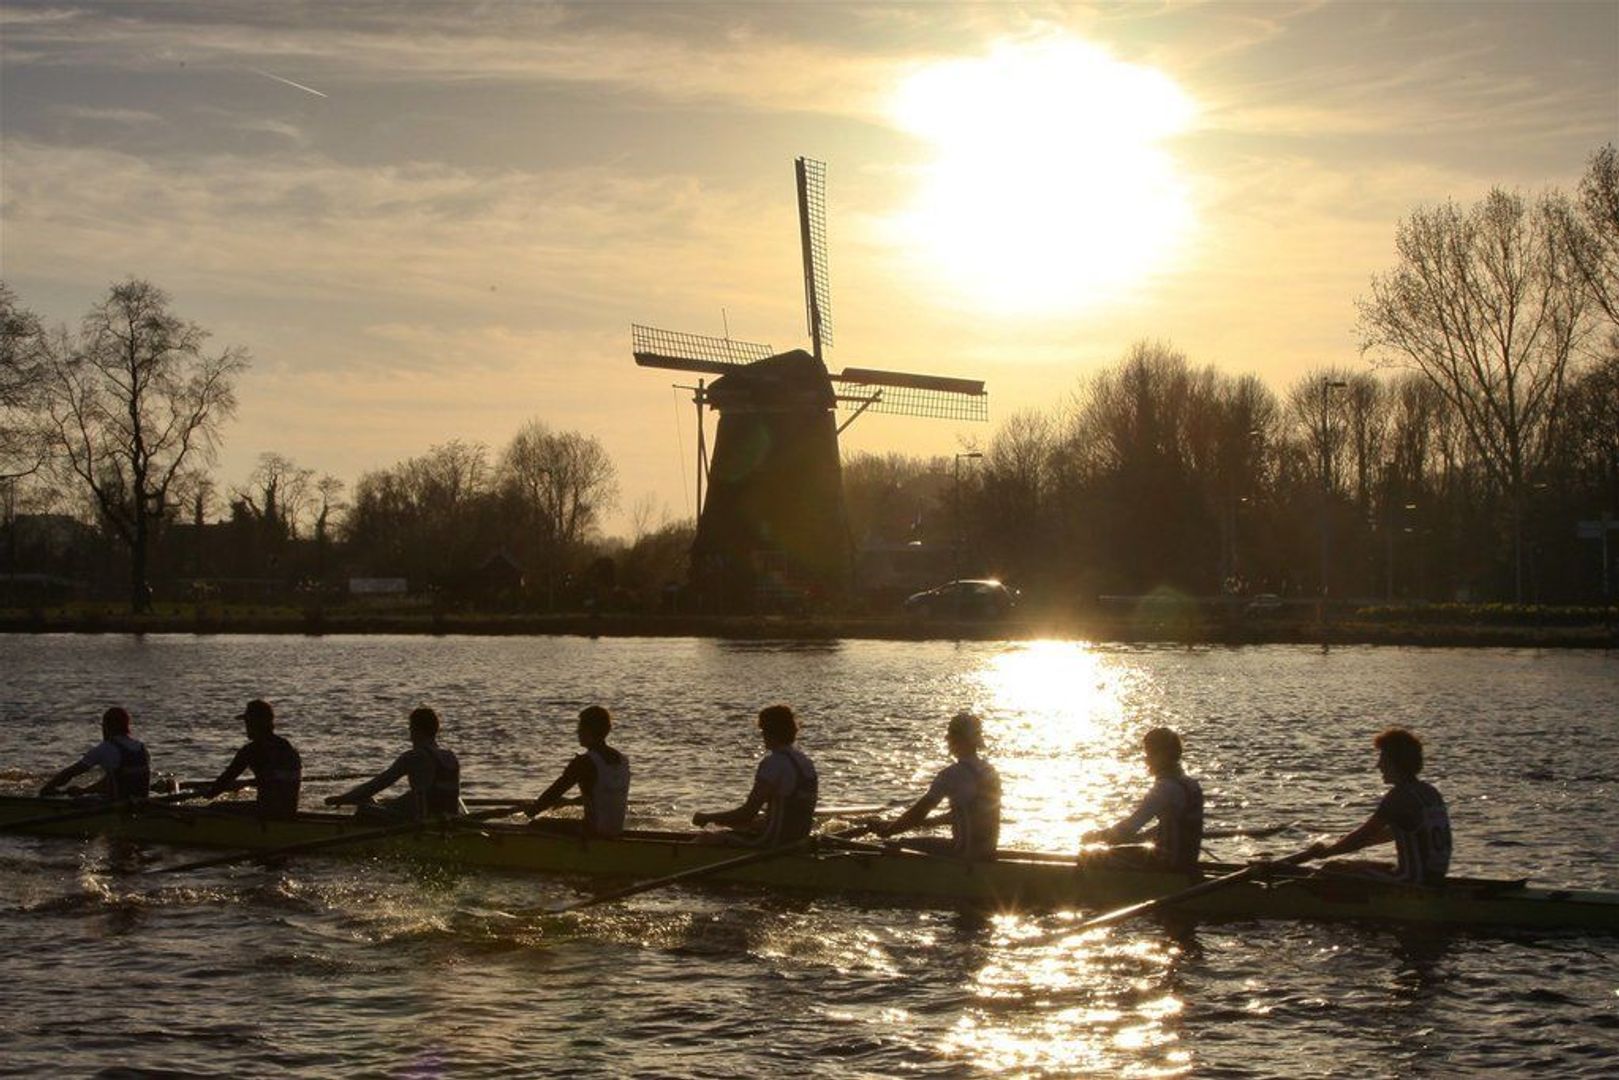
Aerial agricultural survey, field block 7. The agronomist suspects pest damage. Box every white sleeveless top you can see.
[585,748,630,838]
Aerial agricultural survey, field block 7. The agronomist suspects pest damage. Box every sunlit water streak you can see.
[2,636,1616,1077]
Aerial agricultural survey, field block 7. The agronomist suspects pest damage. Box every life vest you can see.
[1389,780,1451,885]
[108,736,150,800]
[254,734,302,818]
[949,758,1002,859]
[583,748,630,838]
[762,748,818,845]
[1155,773,1205,872]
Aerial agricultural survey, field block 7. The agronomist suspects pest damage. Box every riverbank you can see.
[3,604,1614,647]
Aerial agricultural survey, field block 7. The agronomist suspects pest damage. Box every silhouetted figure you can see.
[39,706,151,801]
[202,699,303,819]
[526,705,631,838]
[1082,727,1204,872]
[692,704,819,845]
[325,707,464,821]
[876,711,1001,859]
[1308,727,1452,885]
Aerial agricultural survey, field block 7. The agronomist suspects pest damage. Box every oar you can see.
[148,806,522,875]
[460,797,892,819]
[537,822,877,917]
[177,772,371,788]
[1059,848,1319,935]
[3,788,214,833]
[1204,822,1296,841]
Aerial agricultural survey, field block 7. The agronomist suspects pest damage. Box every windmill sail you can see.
[832,368,988,422]
[796,157,832,360]
[633,324,774,374]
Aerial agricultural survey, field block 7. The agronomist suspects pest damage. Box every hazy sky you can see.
[3,2,1615,534]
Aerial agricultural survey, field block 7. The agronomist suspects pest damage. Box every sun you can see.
[888,37,1196,317]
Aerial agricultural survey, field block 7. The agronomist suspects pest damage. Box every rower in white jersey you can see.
[692,704,819,846]
[876,711,1001,859]
[1308,727,1452,886]
[1083,727,1205,873]
[39,706,152,801]
[525,705,631,838]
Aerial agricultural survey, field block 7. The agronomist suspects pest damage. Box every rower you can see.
[1081,727,1204,872]
[201,699,303,819]
[875,711,1001,859]
[691,704,818,846]
[324,706,465,821]
[1307,727,1451,886]
[39,706,151,801]
[525,705,631,838]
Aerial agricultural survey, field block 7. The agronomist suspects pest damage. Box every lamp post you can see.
[1319,380,1347,620]
[954,452,982,617]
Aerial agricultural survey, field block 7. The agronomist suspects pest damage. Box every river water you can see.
[1,636,1616,1077]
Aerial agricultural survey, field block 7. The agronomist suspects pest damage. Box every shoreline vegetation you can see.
[4,603,1614,648]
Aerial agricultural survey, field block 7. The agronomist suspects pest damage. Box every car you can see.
[903,579,1017,619]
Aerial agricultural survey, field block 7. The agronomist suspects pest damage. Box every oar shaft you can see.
[542,823,875,917]
[150,806,520,875]
[3,789,206,832]
[1070,848,1318,933]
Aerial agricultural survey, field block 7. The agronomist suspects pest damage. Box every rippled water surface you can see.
[2,636,1616,1077]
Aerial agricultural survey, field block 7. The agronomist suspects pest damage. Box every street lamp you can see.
[954,452,982,617]
[1319,380,1347,619]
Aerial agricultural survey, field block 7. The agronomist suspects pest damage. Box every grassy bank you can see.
[2,602,1614,648]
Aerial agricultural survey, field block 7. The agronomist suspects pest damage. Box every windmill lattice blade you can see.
[797,157,832,350]
[632,324,774,374]
[832,370,989,422]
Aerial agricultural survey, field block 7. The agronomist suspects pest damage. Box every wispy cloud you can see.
[48,104,162,125]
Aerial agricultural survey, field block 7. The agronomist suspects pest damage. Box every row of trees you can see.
[4,146,1615,612]
[855,147,1618,606]
[1,280,641,610]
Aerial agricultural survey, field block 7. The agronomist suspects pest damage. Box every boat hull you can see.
[3,796,1615,932]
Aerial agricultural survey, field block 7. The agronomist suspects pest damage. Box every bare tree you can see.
[43,279,247,611]
[498,421,619,555]
[1,283,52,482]
[234,451,316,540]
[1358,190,1588,599]
[1561,144,1619,330]
[626,493,665,544]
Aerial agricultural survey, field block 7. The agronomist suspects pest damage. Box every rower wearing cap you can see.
[876,711,1002,859]
[201,699,303,819]
[692,704,819,846]
[1307,727,1452,886]
[1083,727,1204,872]
[39,706,151,801]
[526,705,631,838]
[325,706,465,820]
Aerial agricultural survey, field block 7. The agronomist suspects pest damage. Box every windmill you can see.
[633,157,988,610]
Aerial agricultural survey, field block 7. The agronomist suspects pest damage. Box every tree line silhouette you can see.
[2,147,1615,613]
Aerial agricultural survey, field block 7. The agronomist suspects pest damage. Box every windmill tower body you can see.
[633,159,988,612]
[693,349,852,607]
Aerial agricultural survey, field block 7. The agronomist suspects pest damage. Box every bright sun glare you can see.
[890,37,1196,317]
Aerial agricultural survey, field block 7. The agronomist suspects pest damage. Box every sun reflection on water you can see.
[944,923,1191,1077]
[969,640,1166,852]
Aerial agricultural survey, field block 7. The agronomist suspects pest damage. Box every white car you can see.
[904,579,1017,619]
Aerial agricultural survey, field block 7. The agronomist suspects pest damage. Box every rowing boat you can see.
[3,795,1615,932]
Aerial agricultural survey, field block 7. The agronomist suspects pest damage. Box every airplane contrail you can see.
[248,67,328,99]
